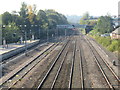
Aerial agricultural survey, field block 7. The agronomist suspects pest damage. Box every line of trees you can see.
[93,16,114,34]
[1,2,69,44]
[80,12,115,34]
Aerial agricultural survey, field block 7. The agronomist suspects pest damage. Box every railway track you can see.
[50,39,74,89]
[0,42,63,89]
[89,36,118,61]
[71,36,90,89]
[51,38,75,88]
[1,34,119,89]
[68,38,76,89]
[71,36,83,88]
[37,37,77,89]
[78,37,85,89]
[37,37,71,89]
[89,37,119,75]
[1,43,50,77]
[83,35,120,89]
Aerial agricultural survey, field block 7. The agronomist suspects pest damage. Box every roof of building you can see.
[112,27,120,34]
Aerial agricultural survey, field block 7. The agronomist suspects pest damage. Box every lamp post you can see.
[47,29,49,43]
[20,25,23,44]
[30,29,32,42]
[52,34,54,42]
[39,25,41,42]
[57,27,59,41]
[65,26,67,40]
[56,26,59,41]
[31,25,34,41]
[8,25,13,43]
[24,25,28,56]
[20,24,28,56]
[35,25,39,39]
[2,25,7,48]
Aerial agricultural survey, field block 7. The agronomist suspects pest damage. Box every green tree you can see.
[45,9,68,29]
[19,2,28,19]
[94,16,114,34]
[37,10,49,29]
[27,4,37,24]
[2,22,20,43]
[36,10,49,38]
[1,2,69,42]
[19,2,32,39]
[2,12,12,25]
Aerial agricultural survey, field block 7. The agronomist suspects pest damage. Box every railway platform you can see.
[0,40,39,60]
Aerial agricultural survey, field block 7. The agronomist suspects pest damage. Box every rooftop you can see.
[112,27,120,34]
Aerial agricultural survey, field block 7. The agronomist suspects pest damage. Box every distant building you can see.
[110,27,120,39]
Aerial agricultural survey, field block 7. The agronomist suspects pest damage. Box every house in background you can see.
[110,27,120,39]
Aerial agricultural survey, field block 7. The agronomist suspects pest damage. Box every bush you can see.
[91,35,119,53]
[109,40,120,52]
[101,37,111,47]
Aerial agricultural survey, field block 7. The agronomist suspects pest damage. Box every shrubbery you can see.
[107,40,119,52]
[90,35,120,53]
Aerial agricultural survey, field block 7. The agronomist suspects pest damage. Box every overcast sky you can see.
[0,0,119,16]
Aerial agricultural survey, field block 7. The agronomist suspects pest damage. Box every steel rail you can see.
[68,38,76,89]
[50,42,70,89]
[84,36,116,89]
[79,36,85,90]
[8,43,59,89]
[37,39,70,90]
[87,37,120,82]
[0,43,57,88]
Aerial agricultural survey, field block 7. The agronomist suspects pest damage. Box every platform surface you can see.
[0,40,39,55]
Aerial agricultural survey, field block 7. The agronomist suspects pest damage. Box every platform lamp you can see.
[45,24,49,43]
[31,24,34,41]
[2,25,7,48]
[24,25,28,56]
[65,25,67,40]
[8,25,13,43]
[35,25,38,40]
[38,25,41,42]
[19,25,23,44]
